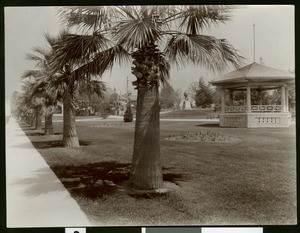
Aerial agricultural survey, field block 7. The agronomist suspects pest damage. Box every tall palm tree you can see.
[53,5,244,190]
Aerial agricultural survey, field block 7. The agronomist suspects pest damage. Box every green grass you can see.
[21,118,296,226]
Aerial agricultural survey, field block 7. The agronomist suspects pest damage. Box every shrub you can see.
[124,103,133,122]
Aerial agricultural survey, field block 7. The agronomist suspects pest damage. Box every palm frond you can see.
[158,54,170,83]
[115,6,136,19]
[32,46,49,57]
[57,6,113,31]
[177,5,233,34]
[25,53,43,62]
[72,44,131,80]
[44,32,59,47]
[114,8,162,50]
[165,33,244,72]
[45,74,67,102]
[218,39,245,69]
[21,70,44,79]
[77,79,106,98]
[51,31,110,69]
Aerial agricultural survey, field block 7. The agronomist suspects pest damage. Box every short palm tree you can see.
[18,80,45,129]
[24,33,107,146]
[23,44,58,134]
[54,5,244,190]
[49,53,107,147]
[23,75,59,135]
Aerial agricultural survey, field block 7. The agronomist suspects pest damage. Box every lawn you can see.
[21,117,296,226]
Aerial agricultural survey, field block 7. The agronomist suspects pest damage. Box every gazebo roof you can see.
[211,62,294,85]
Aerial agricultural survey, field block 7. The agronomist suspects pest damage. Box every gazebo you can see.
[210,62,295,128]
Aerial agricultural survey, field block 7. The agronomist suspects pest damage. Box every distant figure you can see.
[184,91,188,100]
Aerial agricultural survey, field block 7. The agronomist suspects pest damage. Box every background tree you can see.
[174,89,183,110]
[194,77,214,108]
[160,82,176,109]
[10,91,21,117]
[55,5,244,190]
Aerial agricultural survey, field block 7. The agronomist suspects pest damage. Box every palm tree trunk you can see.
[30,116,35,127]
[35,108,42,130]
[63,87,80,147]
[44,106,54,135]
[130,85,163,190]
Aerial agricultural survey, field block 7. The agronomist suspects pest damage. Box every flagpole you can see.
[253,24,256,62]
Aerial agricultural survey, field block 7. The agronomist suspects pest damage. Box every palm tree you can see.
[23,40,60,135]
[17,80,44,129]
[23,75,59,135]
[24,33,107,146]
[54,5,244,190]
[49,56,107,147]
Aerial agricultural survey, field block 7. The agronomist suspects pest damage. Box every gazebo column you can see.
[229,89,234,105]
[246,86,251,112]
[221,88,225,113]
[285,86,289,112]
[258,89,263,105]
[281,85,287,112]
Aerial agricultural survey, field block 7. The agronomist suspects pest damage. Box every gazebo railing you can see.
[224,105,282,113]
[225,106,246,113]
[251,105,282,112]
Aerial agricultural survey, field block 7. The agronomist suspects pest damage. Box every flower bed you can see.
[165,130,239,142]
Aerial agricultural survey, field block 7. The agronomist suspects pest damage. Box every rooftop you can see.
[211,62,294,85]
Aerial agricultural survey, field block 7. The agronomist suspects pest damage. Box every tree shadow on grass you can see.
[12,161,189,200]
[49,161,189,200]
[30,140,93,149]
[51,161,131,199]
[25,132,62,137]
[195,123,220,128]
[18,123,33,128]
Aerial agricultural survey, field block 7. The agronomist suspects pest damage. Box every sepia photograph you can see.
[4,4,296,228]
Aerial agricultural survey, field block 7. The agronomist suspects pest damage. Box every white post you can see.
[246,86,251,112]
[221,88,225,113]
[60,103,64,115]
[253,24,256,62]
[281,85,286,112]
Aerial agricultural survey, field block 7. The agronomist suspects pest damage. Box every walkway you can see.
[51,114,220,123]
[6,118,92,227]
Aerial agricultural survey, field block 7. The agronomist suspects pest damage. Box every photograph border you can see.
[1,0,298,233]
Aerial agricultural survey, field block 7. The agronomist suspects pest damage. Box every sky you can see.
[4,5,295,112]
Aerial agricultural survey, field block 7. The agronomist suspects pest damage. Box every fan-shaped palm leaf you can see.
[57,6,113,31]
[165,33,243,71]
[77,79,106,98]
[71,44,131,80]
[21,70,45,79]
[44,32,59,48]
[113,9,162,50]
[51,31,110,69]
[177,5,232,34]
